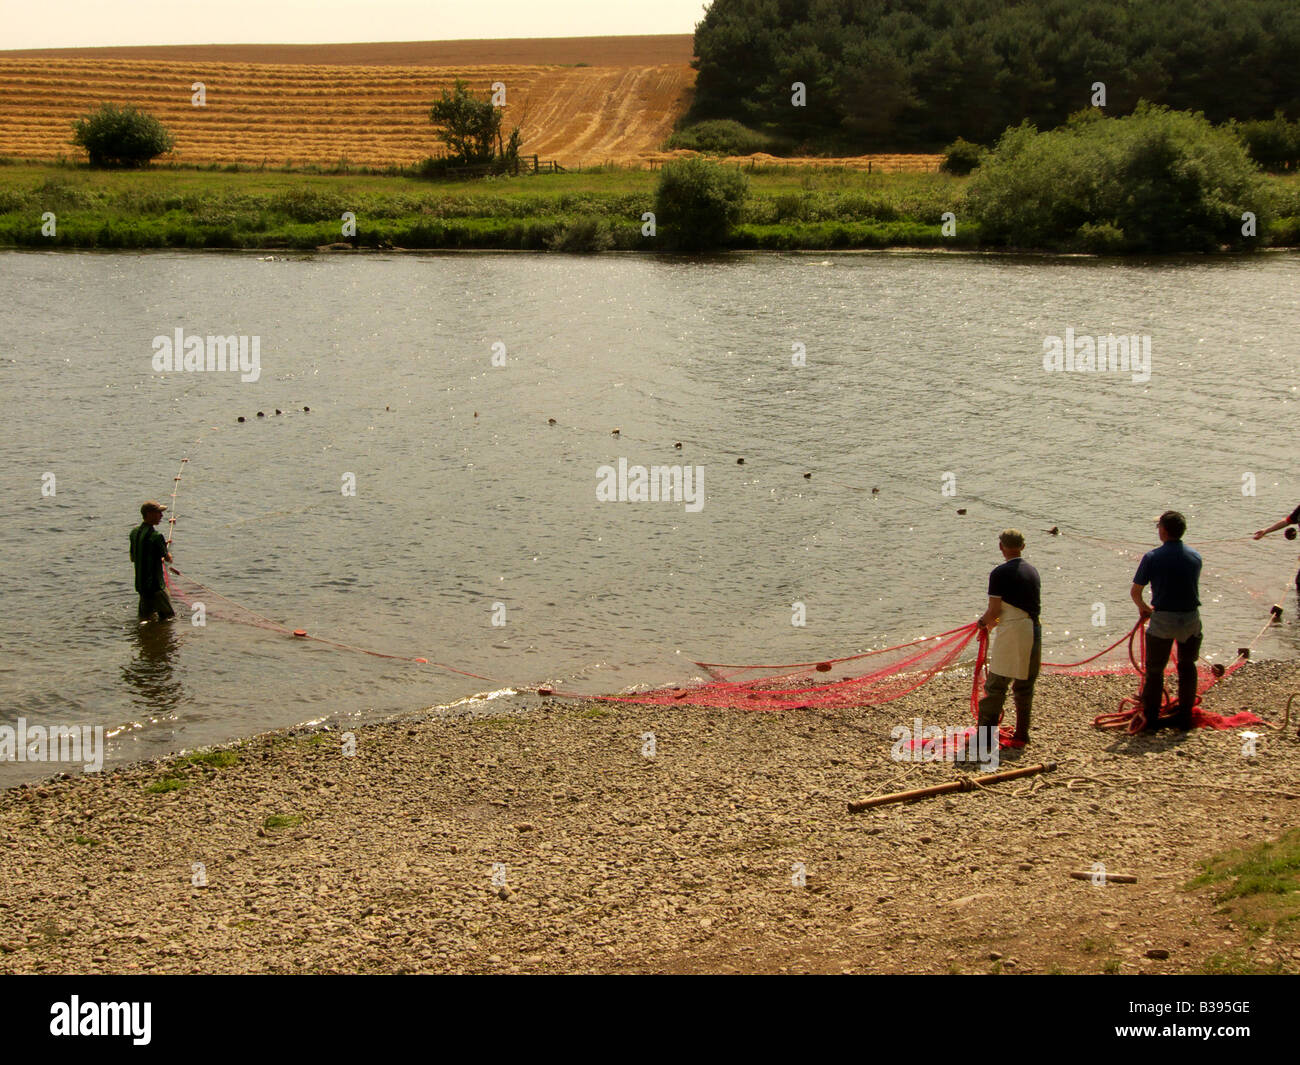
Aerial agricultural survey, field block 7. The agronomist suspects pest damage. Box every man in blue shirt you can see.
[1130,510,1202,732]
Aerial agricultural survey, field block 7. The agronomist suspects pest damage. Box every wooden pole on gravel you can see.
[847,762,1056,813]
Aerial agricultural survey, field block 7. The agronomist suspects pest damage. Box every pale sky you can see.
[0,0,711,49]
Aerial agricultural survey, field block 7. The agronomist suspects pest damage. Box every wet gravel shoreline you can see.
[2,661,1298,974]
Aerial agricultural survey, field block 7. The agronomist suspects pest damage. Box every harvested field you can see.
[0,37,940,171]
[0,56,694,167]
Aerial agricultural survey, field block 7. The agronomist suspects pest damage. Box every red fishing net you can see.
[156,434,1285,737]
[596,624,982,712]
[593,616,1274,740]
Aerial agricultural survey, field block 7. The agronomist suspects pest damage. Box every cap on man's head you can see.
[141,500,167,517]
[999,528,1026,550]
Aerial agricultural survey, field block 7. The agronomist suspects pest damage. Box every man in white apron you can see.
[976,530,1041,745]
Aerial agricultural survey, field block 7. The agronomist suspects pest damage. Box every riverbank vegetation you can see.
[0,158,978,251]
[1,115,1297,253]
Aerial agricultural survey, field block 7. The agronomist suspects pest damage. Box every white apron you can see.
[988,602,1034,680]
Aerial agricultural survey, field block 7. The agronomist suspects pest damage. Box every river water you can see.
[1,249,1297,785]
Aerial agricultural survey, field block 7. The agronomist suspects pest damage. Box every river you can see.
[1,248,1297,784]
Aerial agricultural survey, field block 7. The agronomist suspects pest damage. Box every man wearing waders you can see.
[1253,502,1300,594]
[1131,510,1201,732]
[130,501,175,622]
[976,529,1041,746]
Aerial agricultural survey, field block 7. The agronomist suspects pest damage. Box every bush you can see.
[1267,215,1300,247]
[772,192,810,222]
[654,157,749,250]
[546,216,614,253]
[1074,221,1127,254]
[270,187,350,223]
[966,104,1266,253]
[71,103,175,167]
[0,187,30,213]
[666,120,775,156]
[1229,112,1300,172]
[940,138,987,175]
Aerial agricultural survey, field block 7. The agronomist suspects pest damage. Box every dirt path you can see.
[2,664,1296,974]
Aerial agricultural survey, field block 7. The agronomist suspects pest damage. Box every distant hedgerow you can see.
[666,120,776,156]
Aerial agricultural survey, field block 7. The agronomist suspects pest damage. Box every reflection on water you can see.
[121,619,183,715]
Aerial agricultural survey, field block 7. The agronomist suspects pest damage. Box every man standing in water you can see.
[1253,503,1300,594]
[976,529,1041,746]
[1131,510,1202,732]
[130,501,175,622]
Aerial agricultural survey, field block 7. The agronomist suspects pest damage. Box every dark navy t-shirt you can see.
[1133,540,1202,612]
[988,557,1040,619]
[1288,504,1300,525]
[129,522,168,594]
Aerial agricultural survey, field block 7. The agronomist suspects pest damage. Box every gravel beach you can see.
[2,662,1298,974]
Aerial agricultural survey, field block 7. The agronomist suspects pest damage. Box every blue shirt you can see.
[1133,540,1201,612]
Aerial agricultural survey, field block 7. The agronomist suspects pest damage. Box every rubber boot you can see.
[1012,694,1031,743]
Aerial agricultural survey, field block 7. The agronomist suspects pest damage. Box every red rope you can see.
[1092,614,1273,734]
